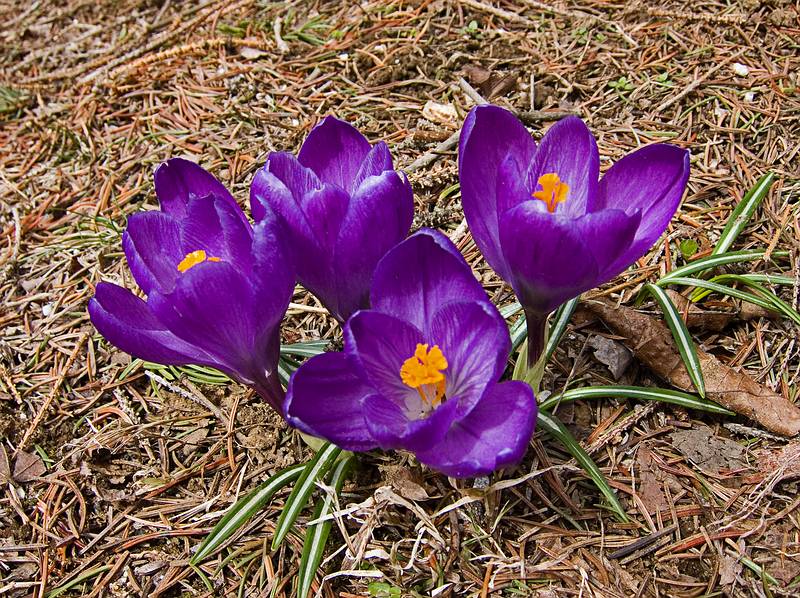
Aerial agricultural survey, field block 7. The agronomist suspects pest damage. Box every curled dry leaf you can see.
[581,298,800,437]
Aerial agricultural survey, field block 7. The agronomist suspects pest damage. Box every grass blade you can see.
[644,284,705,397]
[272,442,342,549]
[280,340,330,358]
[540,385,733,415]
[536,411,628,522]
[297,454,355,598]
[191,464,304,564]
[712,172,774,255]
[658,249,787,286]
[663,276,777,311]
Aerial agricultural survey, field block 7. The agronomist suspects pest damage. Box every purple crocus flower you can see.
[88,158,293,410]
[284,229,536,478]
[250,116,414,324]
[459,105,690,362]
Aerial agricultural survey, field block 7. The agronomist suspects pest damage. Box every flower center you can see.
[532,172,569,213]
[399,343,448,407]
[177,249,221,273]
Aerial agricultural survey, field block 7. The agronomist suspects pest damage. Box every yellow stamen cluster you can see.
[177,249,221,273]
[399,343,448,406]
[532,172,569,213]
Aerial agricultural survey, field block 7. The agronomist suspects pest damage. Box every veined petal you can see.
[459,105,537,279]
[154,158,247,227]
[333,170,414,321]
[284,352,377,451]
[351,141,394,193]
[596,144,690,275]
[89,282,213,365]
[179,196,254,274]
[345,311,423,405]
[363,392,458,453]
[147,261,262,382]
[298,116,371,191]
[499,204,600,315]
[415,380,536,478]
[430,301,509,418]
[527,116,599,217]
[122,212,183,295]
[370,229,490,336]
[250,152,322,222]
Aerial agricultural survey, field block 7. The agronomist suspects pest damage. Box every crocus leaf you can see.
[297,454,355,598]
[644,284,705,397]
[543,297,580,363]
[272,442,342,549]
[657,249,789,286]
[712,172,774,256]
[666,276,786,314]
[280,340,330,358]
[191,464,304,564]
[706,274,800,326]
[540,385,733,415]
[536,411,628,522]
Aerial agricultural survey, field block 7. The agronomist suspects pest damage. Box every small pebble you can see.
[732,62,750,77]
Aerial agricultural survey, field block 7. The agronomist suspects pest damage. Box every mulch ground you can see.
[1,1,799,596]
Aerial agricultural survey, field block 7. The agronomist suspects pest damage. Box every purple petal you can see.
[153,158,248,227]
[499,205,599,315]
[250,216,295,326]
[122,212,183,295]
[351,141,394,193]
[147,261,267,384]
[527,116,599,217]
[596,144,690,274]
[332,170,414,321]
[458,105,537,280]
[370,229,490,336]
[363,392,459,453]
[430,301,509,417]
[179,196,254,275]
[415,381,536,478]
[298,116,371,191]
[345,310,423,405]
[285,353,377,451]
[89,282,213,365]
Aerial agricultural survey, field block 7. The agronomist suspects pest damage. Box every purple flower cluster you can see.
[90,108,689,477]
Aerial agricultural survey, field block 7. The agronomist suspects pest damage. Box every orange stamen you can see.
[532,172,569,213]
[177,249,221,273]
[399,344,448,406]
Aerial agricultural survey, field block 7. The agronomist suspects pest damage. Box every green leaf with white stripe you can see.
[707,274,800,326]
[664,276,777,311]
[297,455,355,598]
[509,297,579,358]
[658,249,788,286]
[272,442,341,550]
[536,411,628,522]
[540,385,733,415]
[712,172,774,255]
[191,464,304,564]
[645,284,705,397]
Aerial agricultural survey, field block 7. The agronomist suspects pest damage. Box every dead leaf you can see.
[462,64,518,99]
[756,441,800,481]
[13,450,46,482]
[581,298,800,437]
[587,335,632,379]
[671,426,748,475]
[635,446,669,513]
[381,465,430,501]
[664,289,735,331]
[719,550,743,586]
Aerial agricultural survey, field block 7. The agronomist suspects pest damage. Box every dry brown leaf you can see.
[582,298,800,436]
[664,289,735,331]
[13,450,46,482]
[671,426,748,474]
[587,335,632,379]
